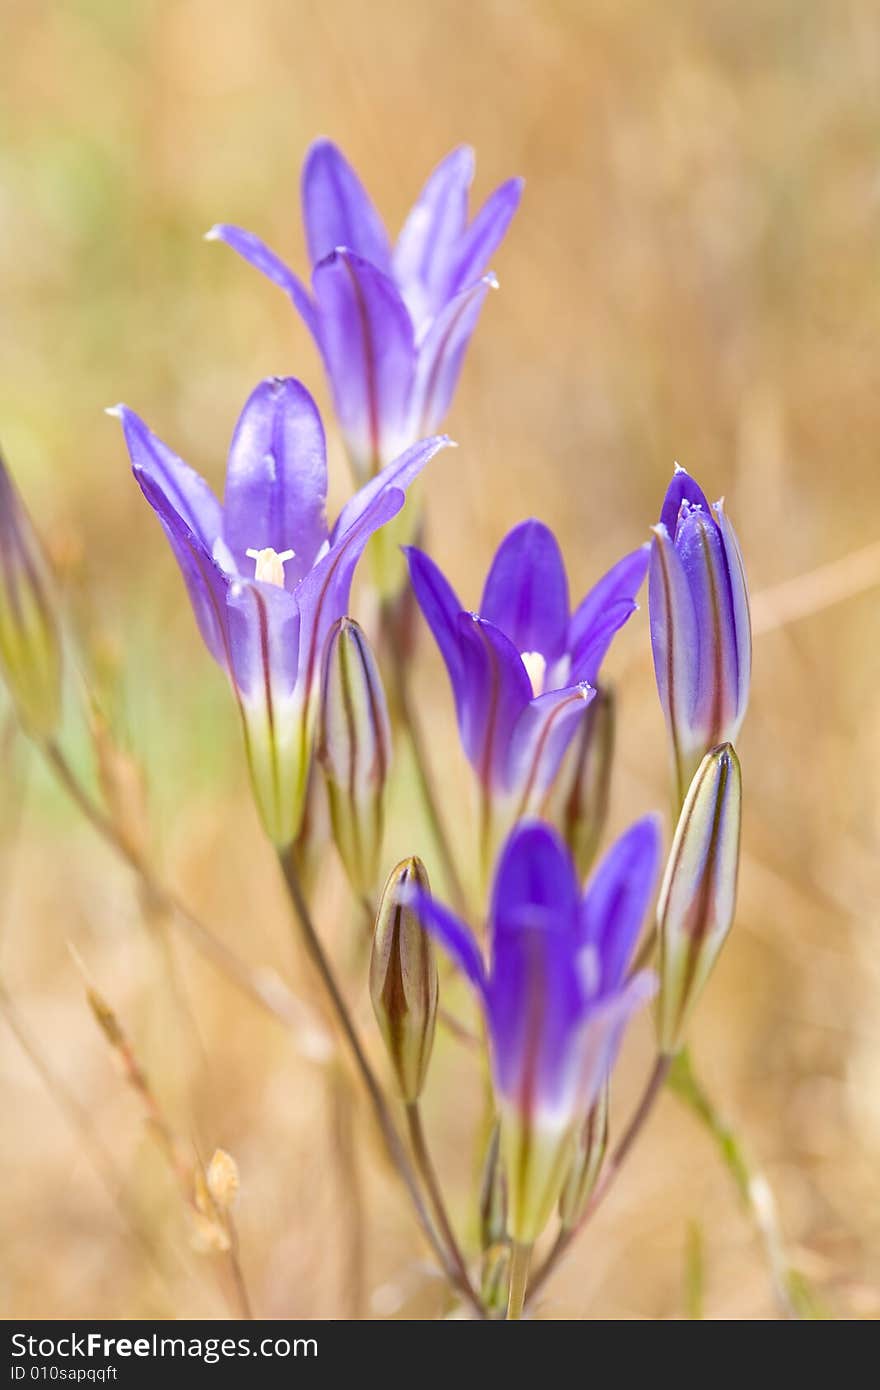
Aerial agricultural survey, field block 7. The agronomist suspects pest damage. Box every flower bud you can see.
[317,617,391,896]
[545,686,615,876]
[657,744,742,1053]
[558,1080,609,1229]
[479,1120,508,1253]
[0,452,62,739]
[369,857,438,1102]
[649,468,750,806]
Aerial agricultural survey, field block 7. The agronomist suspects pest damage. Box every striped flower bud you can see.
[558,1080,609,1229]
[317,617,391,896]
[545,686,615,876]
[649,468,750,806]
[369,857,438,1102]
[657,744,742,1053]
[0,452,62,739]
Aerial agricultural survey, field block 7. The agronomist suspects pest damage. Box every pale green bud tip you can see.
[657,743,742,1053]
[369,857,438,1103]
[0,453,62,739]
[318,617,391,896]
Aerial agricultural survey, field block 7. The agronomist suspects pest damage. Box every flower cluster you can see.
[0,138,751,1319]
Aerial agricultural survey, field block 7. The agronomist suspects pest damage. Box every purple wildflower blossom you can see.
[208,140,522,480]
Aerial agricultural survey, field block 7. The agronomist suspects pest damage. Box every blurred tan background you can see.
[1,0,879,1319]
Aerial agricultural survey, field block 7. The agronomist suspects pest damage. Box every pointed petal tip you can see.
[104,404,125,420]
[203,225,222,242]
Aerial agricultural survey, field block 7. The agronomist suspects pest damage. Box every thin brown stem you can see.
[406,1101,479,1311]
[380,603,469,917]
[278,850,485,1318]
[527,1054,672,1307]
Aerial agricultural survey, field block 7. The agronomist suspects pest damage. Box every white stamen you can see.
[521,650,547,698]
[246,547,296,587]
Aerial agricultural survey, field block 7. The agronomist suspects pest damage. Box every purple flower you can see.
[413,817,660,1242]
[207,140,522,481]
[110,376,449,847]
[649,467,751,805]
[405,521,648,833]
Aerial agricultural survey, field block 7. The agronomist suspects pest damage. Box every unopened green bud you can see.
[657,744,742,1054]
[0,452,62,739]
[369,857,438,1102]
[317,617,391,896]
[479,1120,508,1252]
[558,1081,609,1229]
[546,686,615,876]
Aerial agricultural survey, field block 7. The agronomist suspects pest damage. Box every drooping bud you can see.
[649,468,750,806]
[0,452,62,739]
[544,686,615,876]
[558,1080,609,1229]
[369,857,438,1102]
[657,744,742,1053]
[317,617,391,896]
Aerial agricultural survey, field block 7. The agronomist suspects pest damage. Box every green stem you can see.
[668,1047,822,1319]
[506,1241,532,1319]
[278,850,485,1319]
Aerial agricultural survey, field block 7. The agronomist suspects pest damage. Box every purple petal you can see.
[404,544,466,710]
[410,888,487,994]
[393,145,474,322]
[454,613,533,789]
[295,486,406,701]
[714,498,751,734]
[488,916,587,1121]
[132,470,230,667]
[481,520,570,664]
[659,465,712,540]
[331,435,450,544]
[112,404,222,554]
[570,598,638,685]
[205,225,318,338]
[568,545,649,675]
[223,377,329,586]
[301,139,391,272]
[312,249,415,474]
[580,815,662,992]
[410,275,495,436]
[675,504,739,740]
[567,970,657,1119]
[225,577,301,705]
[447,177,524,297]
[506,684,595,809]
[490,821,580,936]
[649,524,701,781]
